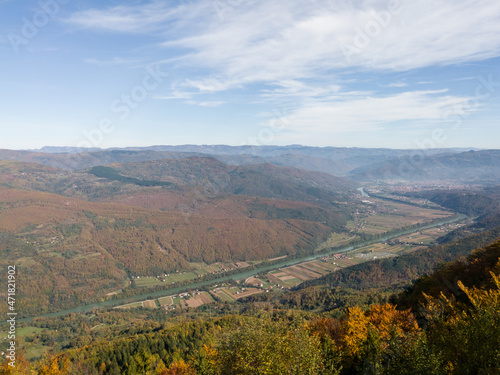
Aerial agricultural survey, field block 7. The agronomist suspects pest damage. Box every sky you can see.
[1,0,500,150]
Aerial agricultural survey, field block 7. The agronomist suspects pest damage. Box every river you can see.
[20,211,466,322]
[357,187,370,197]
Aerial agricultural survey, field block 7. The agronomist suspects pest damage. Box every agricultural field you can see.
[0,326,44,338]
[115,291,215,311]
[24,343,49,360]
[244,276,263,287]
[114,302,144,309]
[142,300,157,309]
[349,198,454,235]
[211,288,236,302]
[299,261,332,276]
[161,271,201,285]
[220,287,262,300]
[133,261,257,287]
[260,222,459,289]
[267,270,308,288]
[158,296,173,306]
[314,232,357,252]
[174,292,214,309]
[133,276,165,288]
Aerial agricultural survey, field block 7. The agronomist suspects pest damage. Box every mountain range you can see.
[3,145,499,184]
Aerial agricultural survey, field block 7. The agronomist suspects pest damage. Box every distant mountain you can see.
[349,149,500,183]
[0,149,205,171]
[3,145,473,177]
[86,157,355,205]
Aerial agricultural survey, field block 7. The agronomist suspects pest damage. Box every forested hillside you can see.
[0,158,354,317]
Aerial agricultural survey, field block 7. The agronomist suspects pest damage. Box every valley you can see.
[110,214,464,313]
[0,146,499,373]
[0,148,491,319]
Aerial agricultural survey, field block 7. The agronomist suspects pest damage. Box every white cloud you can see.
[157,0,500,92]
[154,91,192,100]
[286,90,477,133]
[65,0,500,143]
[67,2,180,33]
[67,0,500,91]
[385,82,408,88]
[185,100,226,107]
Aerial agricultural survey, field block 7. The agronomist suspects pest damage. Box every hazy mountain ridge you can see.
[86,157,355,205]
[2,146,473,178]
[350,149,500,183]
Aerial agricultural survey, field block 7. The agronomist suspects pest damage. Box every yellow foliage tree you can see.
[422,271,500,374]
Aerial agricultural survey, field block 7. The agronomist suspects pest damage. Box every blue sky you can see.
[1,0,500,150]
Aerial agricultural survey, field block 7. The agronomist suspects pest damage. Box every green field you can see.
[162,271,200,284]
[0,326,45,341]
[351,199,453,235]
[25,343,49,360]
[114,302,143,309]
[158,296,173,306]
[315,232,357,252]
[134,277,164,287]
[203,292,216,303]
[211,290,235,302]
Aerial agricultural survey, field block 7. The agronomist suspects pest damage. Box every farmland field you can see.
[211,289,235,302]
[134,277,164,287]
[114,302,143,309]
[315,232,357,252]
[351,199,454,235]
[300,261,330,275]
[158,296,173,306]
[221,287,262,300]
[142,300,157,308]
[281,266,312,281]
[267,270,304,287]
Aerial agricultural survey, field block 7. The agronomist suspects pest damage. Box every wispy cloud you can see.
[64,0,500,144]
[66,2,180,33]
[154,91,193,100]
[155,0,500,93]
[286,90,477,133]
[385,82,408,88]
[67,1,500,91]
[185,100,226,107]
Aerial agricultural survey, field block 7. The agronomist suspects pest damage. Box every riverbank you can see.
[20,212,467,322]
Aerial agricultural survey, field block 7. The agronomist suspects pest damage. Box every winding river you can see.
[20,208,467,322]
